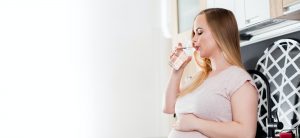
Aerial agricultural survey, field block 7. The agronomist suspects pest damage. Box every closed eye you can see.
[195,28,203,35]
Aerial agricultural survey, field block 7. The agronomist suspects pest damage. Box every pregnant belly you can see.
[168,129,208,138]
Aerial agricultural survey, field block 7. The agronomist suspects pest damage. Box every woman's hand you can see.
[173,114,200,132]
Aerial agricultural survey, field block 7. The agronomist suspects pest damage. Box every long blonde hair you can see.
[179,8,244,97]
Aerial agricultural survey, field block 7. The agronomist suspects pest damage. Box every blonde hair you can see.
[179,8,244,97]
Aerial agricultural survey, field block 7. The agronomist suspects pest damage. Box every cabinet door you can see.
[235,0,246,29]
[213,0,235,10]
[208,0,235,15]
[207,0,246,29]
[244,0,270,26]
[177,0,201,33]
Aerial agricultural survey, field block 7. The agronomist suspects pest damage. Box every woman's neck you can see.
[210,51,231,72]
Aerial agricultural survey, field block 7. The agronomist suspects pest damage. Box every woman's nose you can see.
[193,36,200,43]
[192,36,197,43]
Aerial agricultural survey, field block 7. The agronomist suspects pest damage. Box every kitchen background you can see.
[0,0,299,138]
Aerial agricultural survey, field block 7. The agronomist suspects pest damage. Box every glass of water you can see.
[169,40,194,70]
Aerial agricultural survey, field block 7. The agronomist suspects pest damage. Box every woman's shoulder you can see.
[225,66,257,96]
[227,66,250,77]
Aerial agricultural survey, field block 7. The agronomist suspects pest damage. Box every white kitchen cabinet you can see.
[208,0,237,22]
[207,0,245,29]
[201,0,245,29]
[208,0,272,29]
[171,0,206,36]
[207,0,235,10]
[177,0,201,34]
[244,0,271,26]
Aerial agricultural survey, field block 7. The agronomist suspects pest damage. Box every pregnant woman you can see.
[164,8,258,138]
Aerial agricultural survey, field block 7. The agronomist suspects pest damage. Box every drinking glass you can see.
[169,40,194,70]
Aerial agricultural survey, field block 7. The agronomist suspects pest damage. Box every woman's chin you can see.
[199,53,207,58]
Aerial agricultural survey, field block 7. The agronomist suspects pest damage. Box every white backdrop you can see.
[0,0,172,137]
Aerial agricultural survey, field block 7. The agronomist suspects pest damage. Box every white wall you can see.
[0,0,172,138]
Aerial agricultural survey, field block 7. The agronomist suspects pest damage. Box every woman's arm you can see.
[163,70,184,114]
[163,47,192,114]
[174,81,258,138]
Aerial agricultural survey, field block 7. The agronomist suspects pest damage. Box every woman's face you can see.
[192,14,220,58]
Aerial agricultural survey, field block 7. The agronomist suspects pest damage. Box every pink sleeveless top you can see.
[168,66,257,138]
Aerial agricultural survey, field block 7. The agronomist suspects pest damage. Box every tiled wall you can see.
[241,31,300,70]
